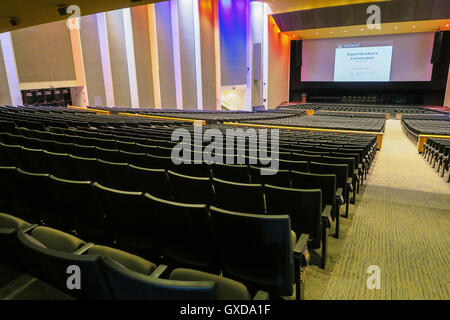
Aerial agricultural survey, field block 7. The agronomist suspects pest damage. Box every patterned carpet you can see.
[323,120,450,300]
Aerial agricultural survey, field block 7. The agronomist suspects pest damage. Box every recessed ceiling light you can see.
[446,24,449,27]
[316,32,319,35]
[412,25,416,28]
[344,30,347,32]
[361,28,364,31]
[394,26,398,29]
[330,31,334,34]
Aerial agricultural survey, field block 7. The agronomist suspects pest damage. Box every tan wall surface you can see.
[12,20,76,83]
[80,15,106,107]
[106,10,132,108]
[131,6,155,109]
[0,47,11,105]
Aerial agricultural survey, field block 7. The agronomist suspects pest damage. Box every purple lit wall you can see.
[219,0,249,86]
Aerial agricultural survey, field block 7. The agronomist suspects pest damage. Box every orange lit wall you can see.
[267,15,290,109]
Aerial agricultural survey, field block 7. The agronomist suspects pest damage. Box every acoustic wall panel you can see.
[199,0,218,110]
[177,0,198,109]
[0,46,11,105]
[267,16,290,109]
[11,20,76,83]
[106,10,132,108]
[219,0,249,86]
[155,1,177,109]
[80,15,107,107]
[131,6,155,109]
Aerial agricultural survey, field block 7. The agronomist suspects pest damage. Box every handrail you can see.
[223,122,384,149]
[118,112,206,125]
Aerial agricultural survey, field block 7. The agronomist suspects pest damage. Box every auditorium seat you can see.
[0,212,33,271]
[249,166,291,187]
[291,171,340,238]
[278,159,309,172]
[168,171,214,204]
[96,159,129,190]
[92,183,158,259]
[212,178,265,214]
[126,164,172,199]
[309,162,351,218]
[69,154,99,181]
[264,185,331,269]
[211,163,250,183]
[49,176,106,243]
[145,193,219,272]
[17,169,72,231]
[209,206,310,300]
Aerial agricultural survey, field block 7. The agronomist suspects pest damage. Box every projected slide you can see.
[334,46,393,82]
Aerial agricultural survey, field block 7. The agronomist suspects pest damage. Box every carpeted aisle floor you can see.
[323,120,450,300]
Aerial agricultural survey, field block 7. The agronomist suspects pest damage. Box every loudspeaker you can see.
[431,31,443,64]
[295,40,302,67]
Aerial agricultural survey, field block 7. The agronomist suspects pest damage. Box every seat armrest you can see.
[22,224,39,234]
[293,233,310,267]
[347,177,353,191]
[335,188,344,205]
[321,205,333,228]
[73,243,95,255]
[358,164,362,169]
[253,290,270,300]
[150,264,169,279]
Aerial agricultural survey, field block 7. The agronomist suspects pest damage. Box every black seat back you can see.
[264,185,322,249]
[209,206,294,296]
[145,193,218,271]
[212,178,265,214]
[168,170,214,204]
[291,171,336,215]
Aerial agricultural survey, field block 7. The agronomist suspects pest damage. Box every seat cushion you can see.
[30,227,85,253]
[89,245,156,276]
[0,212,31,230]
[170,268,250,300]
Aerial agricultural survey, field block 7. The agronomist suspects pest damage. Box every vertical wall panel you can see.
[219,0,249,86]
[199,0,218,110]
[11,21,76,83]
[80,15,106,107]
[131,6,155,109]
[267,16,290,109]
[106,10,132,107]
[251,2,264,107]
[155,1,177,109]
[177,0,198,109]
[0,45,11,105]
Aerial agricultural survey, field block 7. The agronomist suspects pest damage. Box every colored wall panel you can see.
[106,10,132,108]
[155,1,177,109]
[131,6,155,109]
[178,0,198,109]
[199,0,218,110]
[267,16,290,109]
[219,0,249,86]
[80,15,107,107]
[0,45,11,105]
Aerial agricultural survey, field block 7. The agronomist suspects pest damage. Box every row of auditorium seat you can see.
[0,210,308,300]
[422,138,450,183]
[0,133,368,218]
[247,115,386,132]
